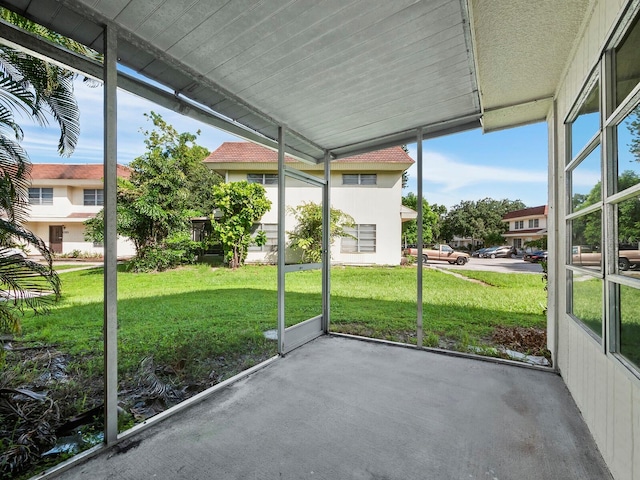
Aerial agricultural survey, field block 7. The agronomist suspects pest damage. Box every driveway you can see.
[429,256,544,274]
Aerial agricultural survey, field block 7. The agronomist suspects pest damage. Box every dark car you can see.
[523,250,548,263]
[481,246,517,259]
[471,247,489,257]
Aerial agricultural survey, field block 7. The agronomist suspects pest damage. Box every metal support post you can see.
[416,128,424,348]
[277,127,286,354]
[322,151,331,333]
[103,24,118,444]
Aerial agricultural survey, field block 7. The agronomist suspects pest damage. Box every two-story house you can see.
[203,142,414,265]
[502,205,548,249]
[25,164,136,257]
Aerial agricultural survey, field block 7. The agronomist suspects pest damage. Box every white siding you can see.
[552,2,640,479]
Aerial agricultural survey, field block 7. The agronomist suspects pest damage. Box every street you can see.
[428,256,544,274]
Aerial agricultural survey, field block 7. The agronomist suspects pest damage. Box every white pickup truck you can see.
[403,244,470,265]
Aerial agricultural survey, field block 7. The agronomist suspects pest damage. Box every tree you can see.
[627,105,640,162]
[401,193,446,246]
[572,170,640,247]
[287,202,354,263]
[442,198,526,247]
[84,112,222,271]
[209,181,272,268]
[0,9,98,332]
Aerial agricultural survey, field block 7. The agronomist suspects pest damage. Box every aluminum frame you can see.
[276,131,329,355]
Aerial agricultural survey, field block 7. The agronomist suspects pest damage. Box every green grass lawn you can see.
[1,264,547,477]
[13,264,547,389]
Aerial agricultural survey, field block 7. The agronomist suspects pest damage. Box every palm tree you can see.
[0,8,96,332]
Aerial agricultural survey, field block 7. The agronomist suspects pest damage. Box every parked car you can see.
[472,247,489,257]
[480,246,517,259]
[523,250,548,263]
[492,246,517,258]
[403,244,470,265]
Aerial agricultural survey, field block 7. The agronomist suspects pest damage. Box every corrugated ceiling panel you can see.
[247,10,463,108]
[0,0,483,158]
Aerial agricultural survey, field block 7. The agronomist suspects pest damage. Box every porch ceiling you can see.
[0,0,593,159]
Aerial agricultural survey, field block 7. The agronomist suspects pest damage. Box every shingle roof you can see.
[203,142,414,165]
[502,205,548,220]
[30,164,132,180]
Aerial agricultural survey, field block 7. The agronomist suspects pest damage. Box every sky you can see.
[20,76,551,210]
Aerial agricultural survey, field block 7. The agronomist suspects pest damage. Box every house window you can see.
[247,174,278,185]
[84,189,104,206]
[248,223,278,252]
[342,224,376,253]
[514,239,522,248]
[342,174,377,185]
[563,9,640,372]
[28,187,53,205]
[528,219,539,228]
[514,220,523,230]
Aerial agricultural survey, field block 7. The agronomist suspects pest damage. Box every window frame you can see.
[28,187,53,205]
[341,224,376,253]
[83,188,104,206]
[248,223,278,252]
[564,7,640,376]
[342,173,377,186]
[247,173,278,185]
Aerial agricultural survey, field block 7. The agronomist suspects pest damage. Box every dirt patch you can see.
[491,326,549,358]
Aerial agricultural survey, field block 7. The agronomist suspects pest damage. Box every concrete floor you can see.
[59,336,611,480]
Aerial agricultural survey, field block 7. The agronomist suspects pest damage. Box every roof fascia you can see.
[329,115,482,159]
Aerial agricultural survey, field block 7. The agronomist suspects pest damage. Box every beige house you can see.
[25,164,136,257]
[204,142,414,265]
[502,205,548,249]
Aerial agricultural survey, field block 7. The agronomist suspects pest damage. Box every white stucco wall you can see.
[552,2,640,479]
[25,179,136,257]
[226,168,404,265]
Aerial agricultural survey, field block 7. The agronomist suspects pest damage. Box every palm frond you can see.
[0,47,79,154]
[34,70,79,155]
[0,134,31,224]
[0,74,37,122]
[0,221,60,333]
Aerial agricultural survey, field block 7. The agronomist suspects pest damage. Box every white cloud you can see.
[405,147,548,192]
[402,146,550,208]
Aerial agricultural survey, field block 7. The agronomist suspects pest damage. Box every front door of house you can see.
[49,225,63,254]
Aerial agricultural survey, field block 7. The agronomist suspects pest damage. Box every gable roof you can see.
[502,205,548,220]
[30,164,132,180]
[204,142,414,167]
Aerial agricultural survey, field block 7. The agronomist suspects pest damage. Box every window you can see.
[84,189,104,206]
[342,224,376,253]
[570,81,600,158]
[248,223,278,252]
[528,219,539,228]
[569,271,603,338]
[514,220,523,230]
[514,239,522,248]
[564,10,640,371]
[28,187,53,205]
[342,174,377,185]
[247,173,278,185]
